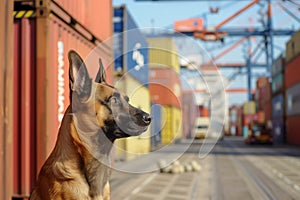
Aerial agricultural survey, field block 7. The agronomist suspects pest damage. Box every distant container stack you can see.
[229,105,242,136]
[148,37,182,145]
[271,54,286,144]
[113,6,151,160]
[242,101,256,138]
[285,30,300,145]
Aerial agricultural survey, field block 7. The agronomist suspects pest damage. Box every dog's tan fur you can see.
[30,50,151,200]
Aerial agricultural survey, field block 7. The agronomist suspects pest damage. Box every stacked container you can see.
[113,6,151,160]
[271,54,286,144]
[182,91,197,139]
[148,38,182,145]
[242,101,256,138]
[12,0,113,197]
[285,30,300,145]
[256,77,272,122]
[229,105,242,136]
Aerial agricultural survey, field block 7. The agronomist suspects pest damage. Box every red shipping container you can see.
[286,115,300,145]
[243,114,253,126]
[262,102,272,122]
[149,68,181,108]
[12,8,113,197]
[285,54,300,88]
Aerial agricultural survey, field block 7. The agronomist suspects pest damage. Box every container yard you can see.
[2,0,300,199]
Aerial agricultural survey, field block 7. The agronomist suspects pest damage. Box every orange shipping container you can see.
[174,18,204,32]
[149,68,181,108]
[53,0,112,40]
[256,77,269,89]
[285,54,300,88]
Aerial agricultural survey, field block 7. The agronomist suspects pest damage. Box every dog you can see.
[30,50,151,200]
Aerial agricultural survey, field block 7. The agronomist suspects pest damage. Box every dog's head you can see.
[68,50,151,142]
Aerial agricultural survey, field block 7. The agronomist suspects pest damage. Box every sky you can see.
[112,0,300,105]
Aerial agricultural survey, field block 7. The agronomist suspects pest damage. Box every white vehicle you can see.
[194,117,210,139]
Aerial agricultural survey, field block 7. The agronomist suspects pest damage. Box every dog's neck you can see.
[51,106,112,198]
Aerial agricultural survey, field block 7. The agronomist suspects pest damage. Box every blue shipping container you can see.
[272,117,285,144]
[113,6,149,86]
[150,103,162,148]
[272,93,284,118]
[286,82,300,116]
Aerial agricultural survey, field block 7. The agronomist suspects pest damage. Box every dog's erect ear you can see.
[68,50,92,100]
[95,58,107,83]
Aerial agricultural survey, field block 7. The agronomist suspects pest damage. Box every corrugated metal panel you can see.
[286,30,300,64]
[271,54,285,77]
[148,38,180,74]
[285,54,300,88]
[272,93,284,118]
[286,115,300,145]
[161,106,182,145]
[0,1,14,199]
[271,74,284,94]
[13,18,37,196]
[272,117,285,144]
[113,6,149,86]
[149,68,181,108]
[150,103,162,148]
[53,0,112,40]
[286,82,300,116]
[256,77,269,88]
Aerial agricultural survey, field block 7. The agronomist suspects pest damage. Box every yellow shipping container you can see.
[161,106,182,145]
[147,38,180,73]
[286,30,300,63]
[243,101,256,115]
[114,76,151,161]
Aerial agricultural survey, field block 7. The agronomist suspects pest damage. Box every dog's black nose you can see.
[142,114,151,124]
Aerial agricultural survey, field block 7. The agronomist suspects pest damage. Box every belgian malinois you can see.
[30,50,151,199]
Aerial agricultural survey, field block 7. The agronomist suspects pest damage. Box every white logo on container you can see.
[57,41,65,123]
[132,43,144,71]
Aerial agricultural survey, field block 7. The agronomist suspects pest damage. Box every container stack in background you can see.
[182,91,197,139]
[256,77,272,123]
[285,30,300,145]
[12,0,113,197]
[229,105,242,136]
[242,101,256,138]
[113,6,151,161]
[148,38,183,145]
[271,54,286,144]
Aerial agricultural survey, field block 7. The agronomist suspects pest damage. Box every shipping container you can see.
[285,54,300,88]
[0,1,14,199]
[148,38,180,74]
[149,68,181,108]
[174,18,204,32]
[271,53,285,77]
[286,82,300,116]
[114,75,151,161]
[243,101,256,115]
[272,117,285,144]
[271,74,284,95]
[263,101,272,122]
[182,91,197,139]
[286,115,300,145]
[12,1,113,197]
[161,106,182,145]
[256,77,269,89]
[286,30,300,63]
[150,103,162,149]
[243,114,254,126]
[53,0,112,40]
[272,93,284,118]
[243,126,249,138]
[113,6,149,86]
